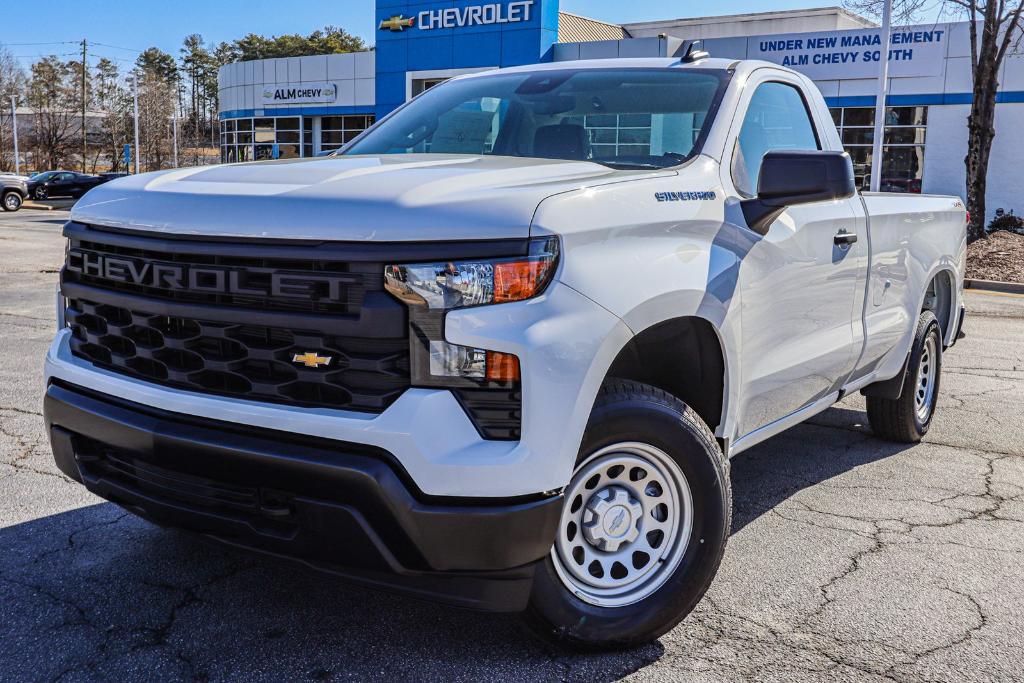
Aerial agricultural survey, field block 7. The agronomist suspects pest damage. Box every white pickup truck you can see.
[44,56,967,649]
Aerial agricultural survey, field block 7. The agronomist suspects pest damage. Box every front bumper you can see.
[44,381,563,612]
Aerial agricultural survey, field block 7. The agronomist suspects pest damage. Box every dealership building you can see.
[216,1,1024,217]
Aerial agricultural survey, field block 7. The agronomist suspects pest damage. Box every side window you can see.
[731,82,820,197]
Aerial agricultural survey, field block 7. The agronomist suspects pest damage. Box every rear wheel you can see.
[867,310,943,443]
[2,191,22,212]
[524,379,731,650]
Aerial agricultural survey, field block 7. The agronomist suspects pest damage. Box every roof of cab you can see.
[455,57,795,81]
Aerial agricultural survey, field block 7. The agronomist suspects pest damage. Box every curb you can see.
[22,200,75,211]
[965,279,1024,295]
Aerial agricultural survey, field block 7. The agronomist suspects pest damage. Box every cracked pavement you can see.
[2,210,1023,682]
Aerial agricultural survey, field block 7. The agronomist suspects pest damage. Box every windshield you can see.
[345,68,730,169]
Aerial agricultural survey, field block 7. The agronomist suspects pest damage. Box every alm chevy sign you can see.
[380,1,535,32]
[262,82,338,105]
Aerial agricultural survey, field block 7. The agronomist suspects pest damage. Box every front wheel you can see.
[33,186,48,200]
[2,191,22,212]
[867,310,943,443]
[523,380,731,650]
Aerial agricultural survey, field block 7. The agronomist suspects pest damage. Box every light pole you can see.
[81,38,87,173]
[131,71,140,174]
[172,110,179,168]
[10,96,19,176]
[869,0,893,192]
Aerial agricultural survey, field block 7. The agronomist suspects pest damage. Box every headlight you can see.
[385,237,558,385]
[384,236,558,309]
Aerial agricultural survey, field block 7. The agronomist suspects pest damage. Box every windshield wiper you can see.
[595,160,669,170]
[594,153,690,171]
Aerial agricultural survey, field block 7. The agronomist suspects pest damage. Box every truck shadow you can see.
[729,404,916,534]
[1,405,909,682]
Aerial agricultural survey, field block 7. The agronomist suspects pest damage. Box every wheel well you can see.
[923,271,953,341]
[605,317,725,432]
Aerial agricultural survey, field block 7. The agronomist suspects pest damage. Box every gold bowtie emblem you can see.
[380,15,415,31]
[292,352,332,368]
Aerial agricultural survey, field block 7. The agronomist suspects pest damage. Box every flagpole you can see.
[869,0,893,192]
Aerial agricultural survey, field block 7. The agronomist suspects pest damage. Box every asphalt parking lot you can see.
[2,209,1023,682]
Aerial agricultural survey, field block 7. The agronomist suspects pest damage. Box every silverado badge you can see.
[292,352,333,369]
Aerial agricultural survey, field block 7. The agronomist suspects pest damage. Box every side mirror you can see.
[740,150,855,235]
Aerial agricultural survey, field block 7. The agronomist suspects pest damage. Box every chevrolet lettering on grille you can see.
[66,248,353,302]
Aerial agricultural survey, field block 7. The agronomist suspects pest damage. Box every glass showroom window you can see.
[321,115,376,153]
[559,113,705,160]
[584,114,653,158]
[303,117,315,158]
[221,115,375,161]
[829,106,928,192]
[221,116,307,162]
[220,118,254,163]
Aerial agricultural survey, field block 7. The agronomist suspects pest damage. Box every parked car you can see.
[0,174,28,211]
[44,57,968,649]
[27,171,110,200]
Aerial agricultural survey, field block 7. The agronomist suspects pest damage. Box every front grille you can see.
[67,297,410,411]
[61,223,525,437]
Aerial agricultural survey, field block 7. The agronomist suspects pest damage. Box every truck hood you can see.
[71,154,671,241]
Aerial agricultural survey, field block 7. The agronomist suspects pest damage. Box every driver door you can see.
[726,75,863,438]
[52,173,75,197]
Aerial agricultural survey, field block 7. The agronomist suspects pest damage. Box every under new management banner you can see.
[747,25,949,80]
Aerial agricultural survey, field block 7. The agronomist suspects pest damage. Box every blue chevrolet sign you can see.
[374,0,559,118]
[380,1,537,32]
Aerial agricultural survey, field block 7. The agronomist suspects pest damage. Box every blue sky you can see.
[1,0,899,70]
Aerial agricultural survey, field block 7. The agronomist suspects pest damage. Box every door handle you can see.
[834,230,858,246]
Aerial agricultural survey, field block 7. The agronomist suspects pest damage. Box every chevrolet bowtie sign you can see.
[380,1,536,32]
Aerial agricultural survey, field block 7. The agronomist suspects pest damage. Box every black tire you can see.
[523,379,731,650]
[2,191,22,212]
[866,310,942,443]
[34,186,47,200]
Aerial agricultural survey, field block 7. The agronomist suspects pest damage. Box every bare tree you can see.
[848,0,1024,241]
[180,35,220,166]
[93,58,132,174]
[26,57,77,170]
[957,0,1024,241]
[137,70,177,171]
[0,45,27,172]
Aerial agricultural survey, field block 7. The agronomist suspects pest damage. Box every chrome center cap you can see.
[582,487,643,552]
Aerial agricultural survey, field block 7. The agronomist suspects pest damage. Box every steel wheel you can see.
[552,442,693,607]
[915,333,938,422]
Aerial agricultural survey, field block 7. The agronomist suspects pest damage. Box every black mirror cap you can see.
[741,150,856,235]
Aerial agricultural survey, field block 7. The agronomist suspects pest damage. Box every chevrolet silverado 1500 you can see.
[44,56,967,648]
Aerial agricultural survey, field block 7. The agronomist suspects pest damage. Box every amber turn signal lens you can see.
[494,260,552,303]
[485,351,520,382]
